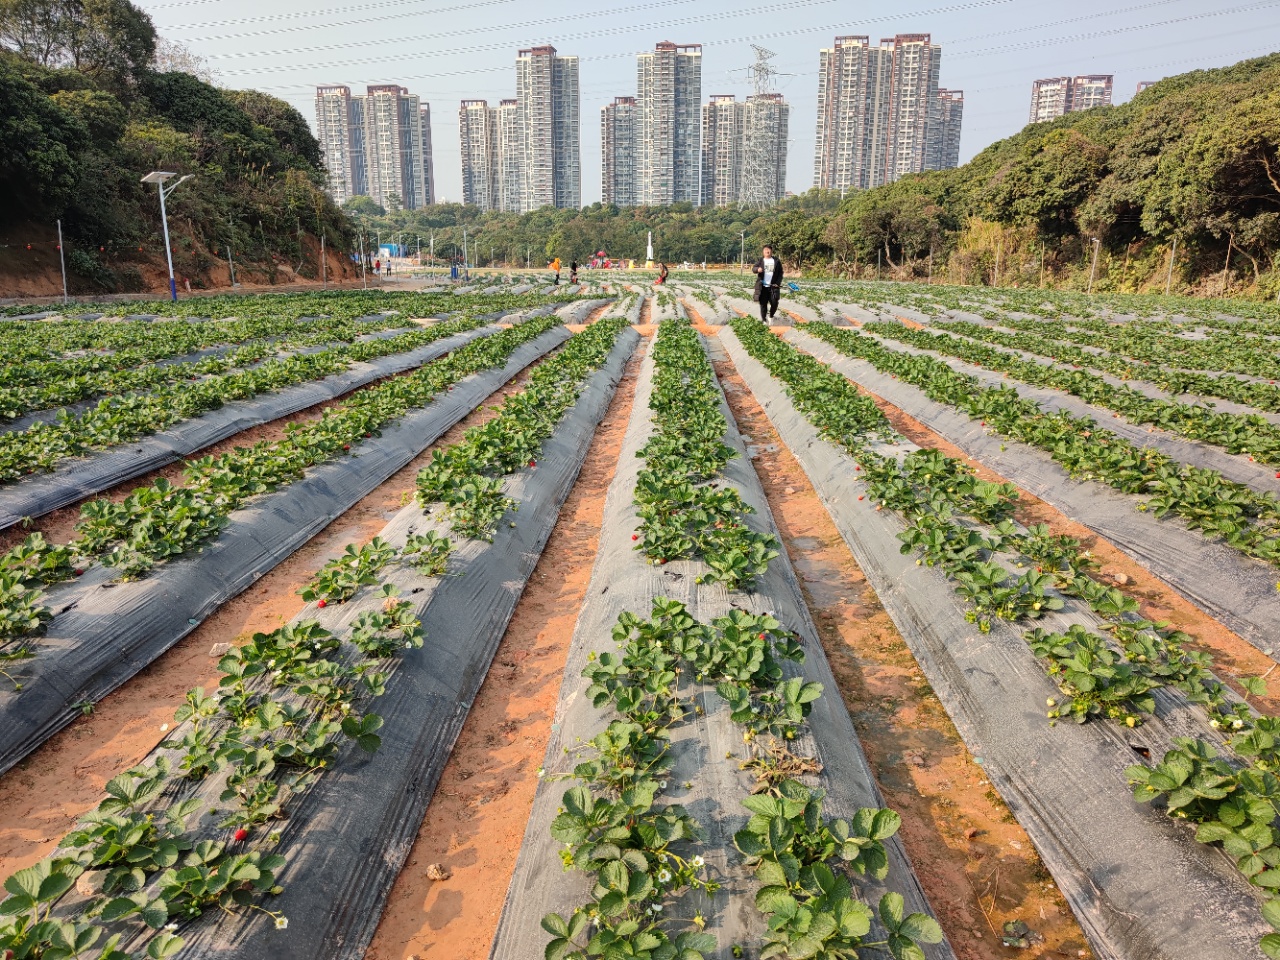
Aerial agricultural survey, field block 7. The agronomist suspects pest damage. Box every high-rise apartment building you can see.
[883,34,942,184]
[419,104,436,206]
[700,95,742,207]
[364,85,432,210]
[1029,75,1114,123]
[813,34,957,193]
[316,84,433,209]
[1136,80,1158,94]
[458,98,523,212]
[601,96,638,206]
[495,99,522,212]
[516,45,580,211]
[1029,77,1072,123]
[315,85,367,203]
[1069,75,1114,111]
[636,41,702,205]
[459,99,495,210]
[699,93,790,208]
[927,89,963,171]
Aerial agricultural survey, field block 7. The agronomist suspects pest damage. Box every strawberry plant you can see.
[400,531,452,577]
[300,538,396,604]
[543,590,940,960]
[633,320,780,589]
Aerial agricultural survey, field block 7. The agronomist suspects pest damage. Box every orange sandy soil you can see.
[364,339,646,960]
[0,350,564,877]
[688,304,1093,959]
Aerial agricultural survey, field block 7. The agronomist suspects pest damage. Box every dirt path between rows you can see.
[364,338,647,960]
[708,337,1093,960]
[0,351,564,877]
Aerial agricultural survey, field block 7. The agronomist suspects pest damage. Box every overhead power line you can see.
[200,0,836,59]
[211,0,1020,82]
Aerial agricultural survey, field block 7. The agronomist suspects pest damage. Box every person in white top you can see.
[752,244,784,322]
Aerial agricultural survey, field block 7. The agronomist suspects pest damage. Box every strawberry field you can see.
[4,277,1280,960]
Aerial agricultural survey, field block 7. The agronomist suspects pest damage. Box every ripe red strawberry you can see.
[365,433,372,438]
[234,828,248,842]
[74,568,84,577]
[858,495,864,501]
[659,559,667,565]
[528,460,536,467]
[317,599,328,608]
[343,444,350,451]
[631,534,639,541]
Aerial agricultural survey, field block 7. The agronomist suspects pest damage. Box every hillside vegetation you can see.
[0,0,351,294]
[821,52,1280,296]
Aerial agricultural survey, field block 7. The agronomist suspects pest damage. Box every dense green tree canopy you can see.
[0,0,347,292]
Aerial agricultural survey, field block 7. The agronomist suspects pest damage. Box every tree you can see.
[140,70,248,135]
[982,128,1108,239]
[225,88,322,171]
[0,0,156,88]
[0,54,86,225]
[151,36,211,83]
[343,195,384,217]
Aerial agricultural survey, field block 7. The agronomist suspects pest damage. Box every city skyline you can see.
[155,0,1277,206]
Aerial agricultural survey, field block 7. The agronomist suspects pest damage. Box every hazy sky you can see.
[141,0,1280,204]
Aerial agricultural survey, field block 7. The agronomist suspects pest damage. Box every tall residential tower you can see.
[601,96,638,206]
[516,45,580,211]
[813,34,959,193]
[1029,75,1114,123]
[636,41,703,205]
[316,84,433,209]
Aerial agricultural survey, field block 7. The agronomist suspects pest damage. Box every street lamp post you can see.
[1087,237,1101,294]
[141,171,193,302]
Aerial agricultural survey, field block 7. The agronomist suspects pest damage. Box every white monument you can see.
[645,231,654,269]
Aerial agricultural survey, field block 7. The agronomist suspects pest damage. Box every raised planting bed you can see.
[787,325,1280,662]
[0,320,640,960]
[721,319,1276,959]
[491,319,951,960]
[0,318,574,774]
[0,316,505,528]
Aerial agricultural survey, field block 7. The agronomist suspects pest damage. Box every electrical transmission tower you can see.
[747,45,777,97]
[740,46,786,207]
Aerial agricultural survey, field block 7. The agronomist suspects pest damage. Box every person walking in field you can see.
[752,245,783,322]
[550,257,562,284]
[570,260,579,284]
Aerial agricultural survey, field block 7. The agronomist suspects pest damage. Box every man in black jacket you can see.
[752,245,783,322]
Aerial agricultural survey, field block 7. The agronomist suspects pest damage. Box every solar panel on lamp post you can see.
[141,171,193,301]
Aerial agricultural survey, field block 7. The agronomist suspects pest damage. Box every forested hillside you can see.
[823,52,1280,295]
[0,0,353,294]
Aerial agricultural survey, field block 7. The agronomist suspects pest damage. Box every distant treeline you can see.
[355,52,1280,297]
